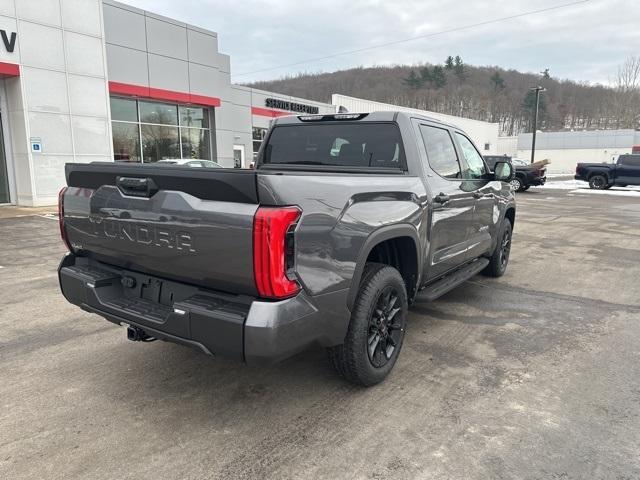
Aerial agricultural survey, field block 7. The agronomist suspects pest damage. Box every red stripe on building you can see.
[0,61,20,78]
[189,93,221,107]
[108,81,221,108]
[251,106,291,118]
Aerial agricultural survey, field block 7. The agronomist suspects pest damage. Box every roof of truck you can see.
[272,111,458,130]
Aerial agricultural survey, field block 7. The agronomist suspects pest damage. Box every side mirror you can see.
[494,161,514,182]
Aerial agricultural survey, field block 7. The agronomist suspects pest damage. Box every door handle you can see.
[434,192,450,204]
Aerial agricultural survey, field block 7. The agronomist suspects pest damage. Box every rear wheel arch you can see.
[347,225,420,311]
[588,171,608,181]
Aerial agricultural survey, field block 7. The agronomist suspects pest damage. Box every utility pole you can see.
[530,86,545,164]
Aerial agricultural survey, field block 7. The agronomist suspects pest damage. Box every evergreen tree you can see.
[541,68,550,79]
[431,66,447,89]
[454,55,465,80]
[419,66,433,84]
[403,70,424,89]
[444,56,454,70]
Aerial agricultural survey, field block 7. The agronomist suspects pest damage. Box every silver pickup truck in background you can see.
[58,111,516,386]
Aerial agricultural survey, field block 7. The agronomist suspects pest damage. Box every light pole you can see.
[530,86,545,164]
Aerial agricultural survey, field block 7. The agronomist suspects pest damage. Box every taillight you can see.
[58,187,73,252]
[253,206,301,299]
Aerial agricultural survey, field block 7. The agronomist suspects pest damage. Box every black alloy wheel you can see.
[367,286,404,368]
[589,175,607,189]
[498,226,512,269]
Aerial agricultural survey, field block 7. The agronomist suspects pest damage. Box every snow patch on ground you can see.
[539,179,586,190]
[569,188,640,197]
[540,179,640,195]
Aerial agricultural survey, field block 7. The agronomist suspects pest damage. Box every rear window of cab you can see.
[262,123,407,169]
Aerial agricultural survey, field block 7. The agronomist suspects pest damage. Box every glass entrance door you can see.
[0,113,9,203]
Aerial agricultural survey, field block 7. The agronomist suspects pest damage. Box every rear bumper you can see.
[58,254,350,365]
[529,176,546,186]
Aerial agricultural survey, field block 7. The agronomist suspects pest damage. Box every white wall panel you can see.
[106,44,148,86]
[0,0,15,17]
[148,54,189,92]
[72,116,110,155]
[68,75,107,117]
[33,155,72,196]
[18,22,65,70]
[22,67,68,113]
[187,29,217,66]
[189,63,219,97]
[65,32,105,77]
[12,153,33,199]
[62,0,102,36]
[216,102,251,134]
[146,16,187,60]
[103,3,146,50]
[8,111,28,154]
[28,112,73,154]
[16,0,60,26]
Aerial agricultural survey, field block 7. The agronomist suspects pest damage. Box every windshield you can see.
[262,122,406,169]
[512,158,528,166]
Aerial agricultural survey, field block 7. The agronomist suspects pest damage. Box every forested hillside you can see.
[248,56,640,136]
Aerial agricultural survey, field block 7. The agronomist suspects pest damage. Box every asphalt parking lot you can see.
[1,188,639,480]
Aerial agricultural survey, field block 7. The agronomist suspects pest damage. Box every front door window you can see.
[455,132,488,180]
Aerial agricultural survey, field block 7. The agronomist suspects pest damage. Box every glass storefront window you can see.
[110,97,138,122]
[141,125,180,162]
[181,127,211,160]
[112,121,141,162]
[252,127,267,158]
[139,101,178,125]
[110,97,212,163]
[179,106,209,129]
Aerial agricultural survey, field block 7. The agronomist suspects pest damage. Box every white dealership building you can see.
[0,0,499,206]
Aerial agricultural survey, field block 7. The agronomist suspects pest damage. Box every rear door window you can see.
[263,123,406,169]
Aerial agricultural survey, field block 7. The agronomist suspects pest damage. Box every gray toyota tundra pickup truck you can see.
[58,111,516,386]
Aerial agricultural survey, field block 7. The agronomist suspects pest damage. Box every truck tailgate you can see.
[62,163,259,296]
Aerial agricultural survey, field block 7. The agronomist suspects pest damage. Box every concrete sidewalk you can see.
[0,205,57,219]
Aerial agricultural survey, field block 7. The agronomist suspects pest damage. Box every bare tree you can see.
[613,56,640,128]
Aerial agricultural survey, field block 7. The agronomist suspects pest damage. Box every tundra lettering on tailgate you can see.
[88,215,196,253]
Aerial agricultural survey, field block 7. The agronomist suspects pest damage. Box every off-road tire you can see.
[327,263,408,386]
[588,175,607,189]
[482,218,512,278]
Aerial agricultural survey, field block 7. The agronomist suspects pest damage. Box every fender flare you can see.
[346,224,421,311]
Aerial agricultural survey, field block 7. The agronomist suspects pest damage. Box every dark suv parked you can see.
[484,155,547,192]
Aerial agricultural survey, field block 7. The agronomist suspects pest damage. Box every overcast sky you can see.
[123,0,638,86]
